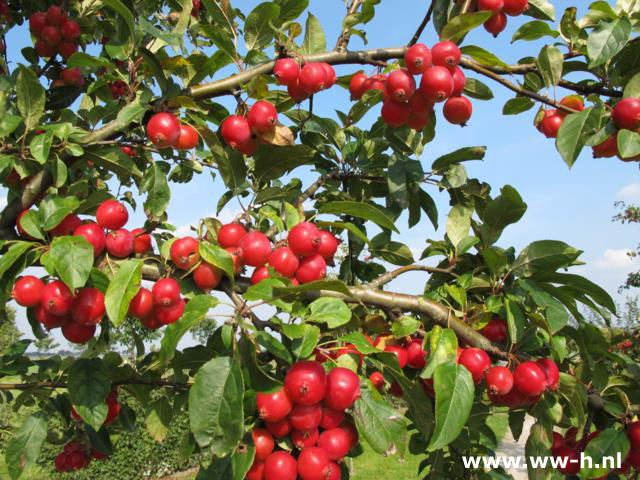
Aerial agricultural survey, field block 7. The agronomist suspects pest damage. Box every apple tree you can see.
[1,0,640,479]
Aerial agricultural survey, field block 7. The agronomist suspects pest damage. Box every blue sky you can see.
[3,0,638,349]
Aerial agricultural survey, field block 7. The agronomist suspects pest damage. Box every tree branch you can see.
[368,264,458,289]
[335,0,363,51]
[0,379,191,391]
[409,0,436,46]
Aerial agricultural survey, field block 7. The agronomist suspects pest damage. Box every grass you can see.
[349,440,425,480]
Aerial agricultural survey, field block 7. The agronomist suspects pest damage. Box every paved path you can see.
[495,416,535,480]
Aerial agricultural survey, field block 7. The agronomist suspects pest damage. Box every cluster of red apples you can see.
[248,361,360,480]
[12,199,152,344]
[591,97,640,161]
[551,422,640,476]
[29,6,80,60]
[476,0,530,37]
[146,112,200,150]
[350,41,473,130]
[220,100,280,155]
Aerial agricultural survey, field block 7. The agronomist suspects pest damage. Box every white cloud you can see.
[617,182,640,201]
[593,248,639,270]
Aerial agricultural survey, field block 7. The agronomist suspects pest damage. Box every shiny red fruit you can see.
[264,451,297,480]
[246,461,265,480]
[338,421,359,450]
[288,79,310,103]
[592,133,618,158]
[513,361,547,397]
[420,66,454,102]
[406,339,427,369]
[486,366,514,395]
[193,262,223,290]
[612,97,640,131]
[296,254,327,284]
[12,276,44,307]
[62,322,96,344]
[55,452,70,472]
[257,388,292,422]
[480,316,508,342]
[384,344,408,368]
[218,223,247,248]
[225,247,243,274]
[503,0,529,15]
[170,237,200,270]
[50,214,82,237]
[405,43,432,75]
[364,74,386,92]
[386,69,416,103]
[42,280,74,317]
[290,403,323,430]
[325,367,360,410]
[60,19,81,40]
[288,222,321,257]
[46,6,66,26]
[269,247,300,277]
[292,428,320,449]
[458,348,491,384]
[128,287,154,319]
[451,67,466,97]
[251,266,271,284]
[409,92,434,114]
[152,278,181,307]
[320,406,345,430]
[106,229,135,258]
[35,39,57,57]
[155,297,185,325]
[297,447,331,480]
[627,421,640,450]
[146,112,181,148]
[174,124,199,150]
[265,417,291,438]
[369,371,386,392]
[536,357,559,390]
[317,230,339,261]
[252,428,275,462]
[478,0,504,12]
[61,67,84,88]
[285,360,327,406]
[554,446,580,475]
[29,12,47,34]
[318,428,351,461]
[321,63,336,88]
[248,101,278,133]
[239,231,272,267]
[35,305,69,329]
[140,313,161,330]
[381,99,410,126]
[443,96,472,125]
[41,25,61,46]
[71,288,105,326]
[131,228,152,254]
[349,72,368,100]
[484,12,508,37]
[540,111,564,138]
[299,63,327,94]
[431,41,461,69]
[273,58,300,86]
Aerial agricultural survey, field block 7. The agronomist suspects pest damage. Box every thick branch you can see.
[0,379,191,391]
[409,0,436,46]
[0,170,52,230]
[368,264,458,289]
[335,0,363,52]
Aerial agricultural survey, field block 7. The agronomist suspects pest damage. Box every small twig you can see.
[335,0,364,51]
[368,264,458,289]
[409,0,436,46]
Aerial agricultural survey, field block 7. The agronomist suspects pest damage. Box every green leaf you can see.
[84,147,143,179]
[427,362,474,451]
[525,0,555,21]
[145,398,172,442]
[512,20,559,42]
[306,297,352,328]
[370,238,414,266]
[0,242,33,279]
[50,236,94,291]
[189,357,244,453]
[102,0,136,41]
[68,358,111,431]
[478,185,527,244]
[512,240,581,277]
[277,0,309,23]
[446,204,472,250]
[253,145,315,181]
[537,45,563,87]
[39,195,81,231]
[353,382,410,456]
[18,211,44,241]
[105,259,142,327]
[245,2,280,51]
[29,131,53,165]
[66,52,112,68]
[544,272,615,313]
[383,367,434,439]
[459,45,508,68]
[318,201,398,232]
[255,332,293,364]
[16,66,45,132]
[463,78,494,100]
[555,106,602,168]
[525,423,553,480]
[156,295,218,366]
[140,163,170,220]
[300,12,326,55]
[502,97,535,115]
[274,279,354,298]
[52,157,68,187]
[440,11,493,44]
[391,316,421,338]
[286,323,320,360]
[432,146,486,170]
[422,326,458,379]
[617,129,640,159]
[316,221,370,246]
[5,413,48,480]
[432,0,451,34]
[587,18,632,68]
[580,428,629,478]
[139,48,168,94]
[199,242,235,282]
[623,72,640,98]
